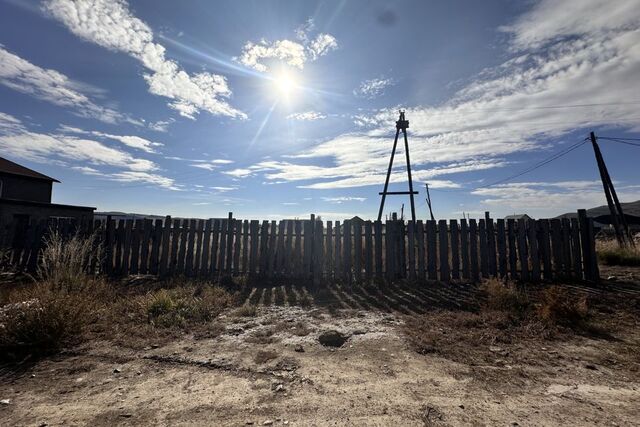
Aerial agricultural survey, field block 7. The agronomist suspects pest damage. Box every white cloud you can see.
[43,0,245,120]
[354,77,394,99]
[148,119,174,132]
[236,21,337,72]
[190,159,234,171]
[286,111,327,121]
[0,47,126,123]
[58,125,163,153]
[210,186,236,192]
[0,112,176,189]
[321,197,367,204]
[224,168,254,178]
[471,180,640,217]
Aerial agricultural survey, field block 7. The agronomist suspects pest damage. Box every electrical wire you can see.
[598,137,640,147]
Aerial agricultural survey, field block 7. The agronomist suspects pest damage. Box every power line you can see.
[599,137,640,147]
[428,138,588,193]
[599,136,640,141]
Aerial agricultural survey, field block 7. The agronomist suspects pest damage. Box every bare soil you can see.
[1,275,639,426]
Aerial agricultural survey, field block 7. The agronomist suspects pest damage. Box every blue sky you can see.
[1,0,639,220]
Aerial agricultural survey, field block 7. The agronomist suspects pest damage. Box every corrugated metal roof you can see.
[0,157,60,182]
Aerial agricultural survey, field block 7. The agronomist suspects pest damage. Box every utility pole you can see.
[590,131,634,247]
[425,183,435,221]
[378,111,418,222]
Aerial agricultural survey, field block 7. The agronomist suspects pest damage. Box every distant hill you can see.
[556,200,640,219]
[94,211,167,221]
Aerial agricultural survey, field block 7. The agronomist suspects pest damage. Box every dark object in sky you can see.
[376,9,397,27]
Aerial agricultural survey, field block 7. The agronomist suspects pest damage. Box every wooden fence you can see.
[0,210,600,284]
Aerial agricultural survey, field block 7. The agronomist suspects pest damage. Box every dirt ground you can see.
[1,270,639,426]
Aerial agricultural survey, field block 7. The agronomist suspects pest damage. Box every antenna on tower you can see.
[425,183,435,221]
[377,110,418,222]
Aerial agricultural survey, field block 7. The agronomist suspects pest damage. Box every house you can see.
[0,157,95,229]
[504,214,533,221]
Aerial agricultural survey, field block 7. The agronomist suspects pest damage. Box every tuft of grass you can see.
[537,286,589,327]
[597,239,640,266]
[231,304,258,318]
[143,286,235,328]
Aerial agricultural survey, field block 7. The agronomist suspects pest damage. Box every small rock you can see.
[38,423,48,427]
[275,384,285,392]
[113,368,122,374]
[585,364,598,370]
[489,346,502,353]
[459,404,465,409]
[352,329,366,335]
[284,421,289,425]
[119,414,133,418]
[318,330,348,347]
[263,421,273,426]
[245,422,254,426]
[294,344,305,353]
[0,399,10,405]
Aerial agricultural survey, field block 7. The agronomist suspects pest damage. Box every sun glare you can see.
[272,70,299,100]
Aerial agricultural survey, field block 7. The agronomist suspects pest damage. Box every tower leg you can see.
[378,128,401,221]
[403,129,417,222]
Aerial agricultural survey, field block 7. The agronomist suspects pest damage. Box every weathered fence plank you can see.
[353,220,362,283]
[426,220,437,280]
[450,220,460,280]
[416,220,426,281]
[478,219,488,278]
[374,220,383,280]
[460,219,469,280]
[517,218,529,281]
[507,219,517,280]
[438,220,450,281]
[496,219,507,278]
[364,220,372,282]
[469,219,479,282]
[539,219,552,280]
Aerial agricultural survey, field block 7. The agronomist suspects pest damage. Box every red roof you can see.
[0,157,60,182]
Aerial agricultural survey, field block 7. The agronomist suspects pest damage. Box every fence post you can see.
[578,209,599,281]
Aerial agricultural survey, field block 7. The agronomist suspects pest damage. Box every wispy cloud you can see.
[353,77,394,99]
[43,0,245,120]
[60,126,164,153]
[0,46,127,123]
[321,196,366,204]
[236,19,337,72]
[286,111,327,121]
[0,112,177,189]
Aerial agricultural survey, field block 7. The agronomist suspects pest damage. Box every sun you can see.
[272,70,299,100]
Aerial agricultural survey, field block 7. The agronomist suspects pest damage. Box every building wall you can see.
[0,174,52,203]
[0,202,94,228]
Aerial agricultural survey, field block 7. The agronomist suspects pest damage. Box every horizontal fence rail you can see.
[0,210,600,284]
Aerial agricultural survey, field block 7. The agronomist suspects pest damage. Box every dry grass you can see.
[404,279,597,362]
[231,304,258,317]
[0,231,110,362]
[597,239,640,266]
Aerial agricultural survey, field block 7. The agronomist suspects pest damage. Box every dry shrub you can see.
[231,304,258,317]
[537,286,589,327]
[142,286,235,329]
[597,239,640,266]
[482,279,529,314]
[0,231,109,362]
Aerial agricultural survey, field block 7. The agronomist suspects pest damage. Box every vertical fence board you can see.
[139,219,152,274]
[325,221,333,279]
[374,220,383,279]
[160,217,172,276]
[334,221,342,279]
[114,219,124,275]
[313,220,324,287]
[275,220,286,276]
[242,220,250,275]
[460,219,470,280]
[561,218,573,278]
[193,219,204,274]
[450,220,460,280]
[268,220,277,277]
[257,220,268,276]
[426,220,437,280]
[517,218,529,281]
[539,219,552,280]
[185,219,197,276]
[354,220,362,283]
[486,217,497,277]
[226,216,235,274]
[364,221,372,282]
[507,219,517,280]
[478,219,488,278]
[170,219,180,275]
[438,220,450,281]
[233,219,243,275]
[200,219,212,276]
[407,221,416,280]
[469,219,479,281]
[529,220,540,281]
[248,220,259,276]
[550,219,563,277]
[217,219,228,275]
[570,218,582,279]
[175,219,187,274]
[343,220,352,282]
[496,219,507,278]
[578,209,596,280]
[130,219,142,275]
[150,219,163,275]
[294,220,302,277]
[210,219,221,277]
[122,219,134,275]
[416,220,426,281]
